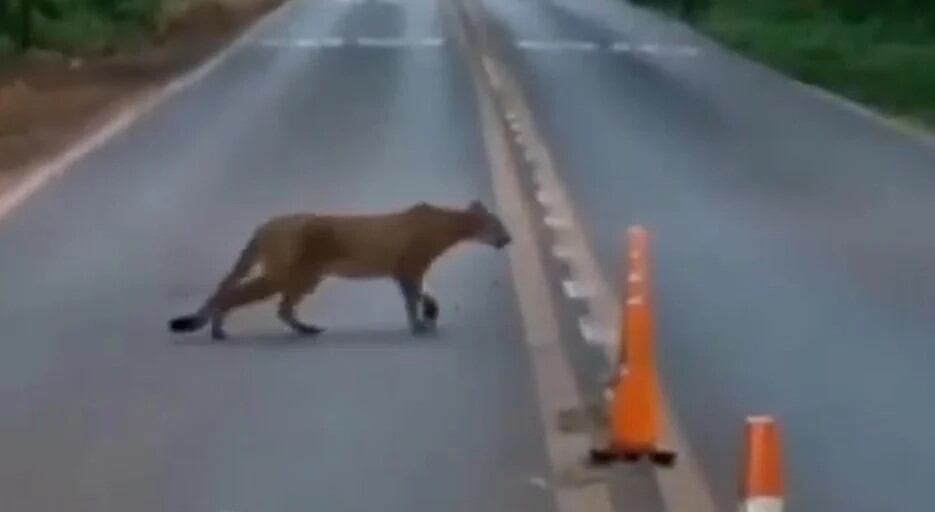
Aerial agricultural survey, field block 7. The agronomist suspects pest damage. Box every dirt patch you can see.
[0,0,284,183]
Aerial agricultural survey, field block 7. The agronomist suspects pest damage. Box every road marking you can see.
[481,56,501,92]
[508,39,703,57]
[562,279,594,299]
[609,41,700,56]
[473,24,720,512]
[671,45,701,56]
[335,0,402,4]
[355,37,445,48]
[578,316,615,347]
[356,37,405,47]
[552,244,575,261]
[417,37,445,47]
[469,49,615,512]
[254,37,444,49]
[0,0,293,224]
[255,37,345,48]
[517,39,599,52]
[528,475,550,489]
[449,0,615,506]
[544,214,572,230]
[531,167,547,186]
[535,189,556,207]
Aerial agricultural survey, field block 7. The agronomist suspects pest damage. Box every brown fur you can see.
[168,201,510,339]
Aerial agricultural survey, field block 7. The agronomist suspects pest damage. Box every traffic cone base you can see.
[587,447,617,466]
[586,447,676,468]
[648,449,677,467]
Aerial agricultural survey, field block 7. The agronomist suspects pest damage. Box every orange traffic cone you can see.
[740,416,784,512]
[591,226,676,467]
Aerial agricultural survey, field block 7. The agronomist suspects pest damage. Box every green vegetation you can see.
[634,0,935,125]
[0,0,162,54]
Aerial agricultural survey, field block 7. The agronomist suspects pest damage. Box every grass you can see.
[1,0,162,54]
[638,0,935,127]
[0,34,15,57]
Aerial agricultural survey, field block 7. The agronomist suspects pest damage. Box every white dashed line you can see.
[256,37,445,49]
[320,37,345,48]
[417,37,445,47]
[671,45,700,56]
[335,0,401,4]
[517,39,599,52]
[609,41,632,53]
[255,37,345,48]
[356,37,406,48]
[528,40,700,57]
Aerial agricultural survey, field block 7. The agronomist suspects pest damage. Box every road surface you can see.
[5,0,934,509]
[477,0,935,509]
[0,1,574,510]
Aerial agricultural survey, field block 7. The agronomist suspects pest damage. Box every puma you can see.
[168,200,511,340]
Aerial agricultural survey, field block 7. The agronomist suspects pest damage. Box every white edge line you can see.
[793,78,935,149]
[0,0,292,222]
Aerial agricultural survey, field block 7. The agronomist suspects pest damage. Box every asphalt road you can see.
[0,1,562,510]
[479,0,935,510]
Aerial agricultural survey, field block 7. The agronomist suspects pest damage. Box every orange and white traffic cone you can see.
[614,226,653,368]
[591,226,676,467]
[740,416,784,512]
